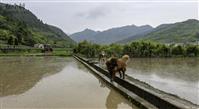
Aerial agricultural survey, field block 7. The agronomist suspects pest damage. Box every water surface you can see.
[0,57,135,109]
[126,58,199,105]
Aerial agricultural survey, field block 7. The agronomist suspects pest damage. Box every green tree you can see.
[76,40,94,57]
[123,44,131,56]
[156,44,170,57]
[14,37,19,48]
[171,45,185,56]
[7,36,13,47]
[186,45,199,56]
[103,44,123,57]
[129,41,140,57]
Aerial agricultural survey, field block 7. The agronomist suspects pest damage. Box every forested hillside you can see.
[0,3,75,47]
[144,19,199,43]
[118,19,199,43]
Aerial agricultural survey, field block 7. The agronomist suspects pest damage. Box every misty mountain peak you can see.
[183,19,199,23]
[84,28,95,32]
[140,25,153,28]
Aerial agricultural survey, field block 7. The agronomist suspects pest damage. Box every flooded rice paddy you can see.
[126,58,199,105]
[0,57,135,109]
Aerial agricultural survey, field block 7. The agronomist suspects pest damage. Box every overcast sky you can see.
[2,0,199,34]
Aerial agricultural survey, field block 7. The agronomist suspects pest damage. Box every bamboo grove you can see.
[73,40,199,58]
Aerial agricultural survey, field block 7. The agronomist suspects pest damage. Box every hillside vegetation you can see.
[119,19,199,43]
[144,19,199,43]
[0,3,75,47]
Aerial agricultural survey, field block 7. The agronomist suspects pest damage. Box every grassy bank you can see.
[0,48,73,57]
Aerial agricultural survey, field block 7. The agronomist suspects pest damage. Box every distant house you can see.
[165,43,173,46]
[34,44,44,49]
[191,41,199,45]
[164,42,183,46]
[196,41,199,45]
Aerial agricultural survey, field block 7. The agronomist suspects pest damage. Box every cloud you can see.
[75,6,110,19]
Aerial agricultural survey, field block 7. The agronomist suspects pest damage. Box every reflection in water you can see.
[106,90,124,109]
[0,57,135,109]
[126,58,199,105]
[97,76,135,109]
[0,56,70,97]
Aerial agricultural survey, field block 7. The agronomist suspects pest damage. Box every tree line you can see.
[0,13,36,47]
[73,40,199,58]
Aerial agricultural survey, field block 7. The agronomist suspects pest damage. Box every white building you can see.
[34,44,44,49]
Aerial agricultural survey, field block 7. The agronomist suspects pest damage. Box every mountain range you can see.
[70,25,153,44]
[70,19,199,44]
